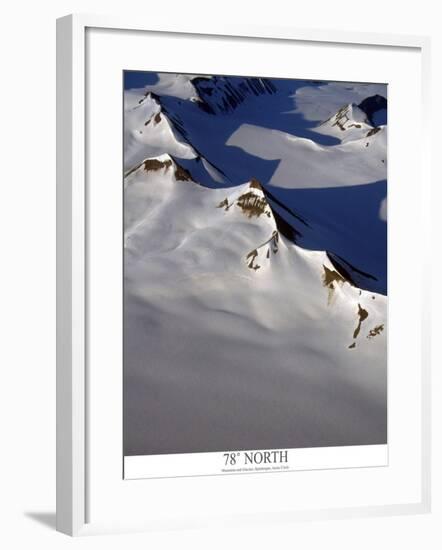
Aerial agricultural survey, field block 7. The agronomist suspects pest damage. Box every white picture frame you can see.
[56,13,431,536]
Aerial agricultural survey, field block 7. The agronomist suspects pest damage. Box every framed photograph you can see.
[56,14,431,536]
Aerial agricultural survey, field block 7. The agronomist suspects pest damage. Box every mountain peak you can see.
[213,178,284,273]
[216,178,271,219]
[322,102,369,130]
[124,92,197,171]
[127,154,194,183]
[314,102,375,143]
[144,154,194,182]
[248,177,264,191]
[138,90,161,106]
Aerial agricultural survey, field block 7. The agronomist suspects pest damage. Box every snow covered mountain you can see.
[124,74,388,294]
[123,152,387,455]
[124,153,386,344]
[313,102,379,142]
[123,73,388,456]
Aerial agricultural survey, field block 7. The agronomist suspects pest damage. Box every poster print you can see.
[123,72,387,479]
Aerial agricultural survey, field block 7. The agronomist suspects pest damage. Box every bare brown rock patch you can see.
[353,304,369,339]
[367,324,384,339]
[366,126,381,137]
[143,158,172,173]
[322,265,346,304]
[237,192,269,218]
[249,178,263,190]
[174,163,193,182]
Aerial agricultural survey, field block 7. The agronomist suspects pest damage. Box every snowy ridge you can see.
[124,155,386,353]
[124,93,227,185]
[314,102,374,142]
[227,119,387,188]
[293,83,387,122]
[124,74,388,295]
[124,92,197,171]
